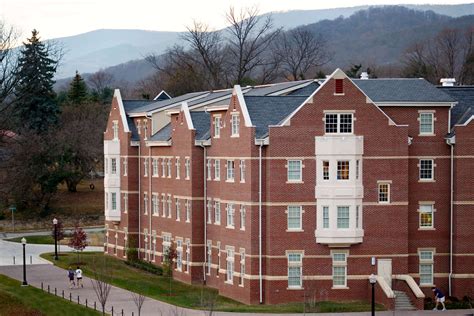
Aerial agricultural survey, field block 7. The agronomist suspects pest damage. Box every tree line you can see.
[0,27,111,215]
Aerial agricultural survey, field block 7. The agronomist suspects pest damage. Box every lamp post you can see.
[369,273,377,316]
[9,205,16,232]
[53,218,58,260]
[21,237,28,286]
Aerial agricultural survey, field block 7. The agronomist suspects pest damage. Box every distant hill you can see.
[51,3,474,79]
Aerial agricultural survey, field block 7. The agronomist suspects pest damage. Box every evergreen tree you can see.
[14,29,59,133]
[67,71,88,105]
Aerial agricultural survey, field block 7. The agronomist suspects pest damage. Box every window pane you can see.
[325,114,338,133]
[337,206,350,228]
[288,253,301,262]
[420,160,433,180]
[420,264,433,284]
[333,253,346,262]
[420,251,433,260]
[337,161,349,180]
[288,266,301,287]
[323,161,329,180]
[288,160,302,181]
[378,183,389,202]
[340,114,353,133]
[323,206,329,228]
[333,266,346,286]
[420,113,433,134]
[288,206,301,229]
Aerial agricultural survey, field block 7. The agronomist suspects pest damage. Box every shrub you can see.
[124,259,163,275]
[126,247,139,263]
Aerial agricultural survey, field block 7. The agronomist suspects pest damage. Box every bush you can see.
[126,247,139,262]
[425,296,473,310]
[125,259,163,275]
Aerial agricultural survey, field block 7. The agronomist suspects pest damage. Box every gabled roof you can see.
[353,79,455,103]
[149,123,172,142]
[129,91,209,114]
[154,90,171,101]
[245,80,313,96]
[122,100,153,141]
[190,111,210,141]
[287,82,320,96]
[245,96,308,138]
[438,86,474,126]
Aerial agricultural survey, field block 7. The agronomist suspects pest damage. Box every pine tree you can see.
[67,71,88,105]
[14,29,59,133]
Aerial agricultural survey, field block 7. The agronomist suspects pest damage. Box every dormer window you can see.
[214,115,221,138]
[231,113,240,137]
[112,121,119,140]
[324,112,353,134]
[136,120,141,134]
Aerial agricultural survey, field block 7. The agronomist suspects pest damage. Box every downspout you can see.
[138,141,141,259]
[449,141,454,296]
[200,143,207,284]
[149,146,152,262]
[258,142,263,304]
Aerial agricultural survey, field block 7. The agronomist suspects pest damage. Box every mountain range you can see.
[53,4,474,89]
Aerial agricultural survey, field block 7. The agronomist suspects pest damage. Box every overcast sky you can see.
[1,0,472,39]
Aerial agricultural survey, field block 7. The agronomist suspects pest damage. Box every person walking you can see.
[432,286,446,311]
[67,267,75,289]
[75,266,83,288]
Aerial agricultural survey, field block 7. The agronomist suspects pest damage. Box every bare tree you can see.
[87,70,114,93]
[275,28,331,80]
[201,291,219,316]
[90,258,113,315]
[131,292,146,316]
[225,6,281,84]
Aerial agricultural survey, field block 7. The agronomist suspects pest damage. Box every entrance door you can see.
[377,259,392,288]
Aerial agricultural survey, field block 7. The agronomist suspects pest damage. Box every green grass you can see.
[6,235,55,244]
[6,232,104,247]
[41,252,385,313]
[0,274,100,316]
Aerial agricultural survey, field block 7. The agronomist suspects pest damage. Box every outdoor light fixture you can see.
[21,237,28,286]
[369,273,377,316]
[53,218,58,260]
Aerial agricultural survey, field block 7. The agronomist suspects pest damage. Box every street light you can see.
[369,273,377,316]
[53,218,58,260]
[9,205,16,232]
[21,237,28,286]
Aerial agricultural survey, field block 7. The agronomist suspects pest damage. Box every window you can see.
[325,113,353,134]
[161,194,166,217]
[240,250,245,286]
[323,161,329,180]
[167,195,172,218]
[105,158,108,175]
[167,158,171,178]
[213,116,221,138]
[419,204,434,228]
[176,240,183,271]
[152,194,159,215]
[136,120,141,134]
[123,158,128,176]
[143,158,148,177]
[143,193,148,214]
[185,240,190,273]
[185,158,190,179]
[287,206,302,231]
[378,183,390,203]
[419,159,434,180]
[419,112,434,135]
[207,199,212,224]
[143,120,148,139]
[111,158,117,175]
[123,193,128,213]
[112,121,119,140]
[240,160,246,182]
[240,206,246,230]
[323,206,329,229]
[226,160,235,181]
[214,160,221,180]
[175,158,180,179]
[287,253,302,288]
[231,113,240,136]
[332,252,347,287]
[217,242,221,277]
[207,159,212,180]
[185,200,191,222]
[226,248,234,283]
[227,204,235,228]
[162,234,171,263]
[356,160,360,180]
[419,250,434,285]
[152,158,158,176]
[111,192,117,211]
[356,206,360,228]
[175,198,180,221]
[214,201,221,224]
[287,160,302,182]
[151,232,156,261]
[337,161,349,180]
[207,241,212,275]
[335,79,344,94]
[161,158,166,177]
[337,206,350,229]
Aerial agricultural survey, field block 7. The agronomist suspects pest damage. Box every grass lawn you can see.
[41,252,385,313]
[0,274,100,316]
[6,232,104,247]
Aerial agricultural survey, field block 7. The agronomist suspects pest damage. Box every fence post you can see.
[47,285,50,293]
[30,255,32,264]
[86,299,88,308]
[62,290,64,298]
[132,312,134,316]
[54,287,57,296]
[111,306,114,315]
[69,292,72,302]
[41,282,43,290]
[121,309,123,316]
[77,295,80,304]
[13,256,15,265]
[94,301,96,311]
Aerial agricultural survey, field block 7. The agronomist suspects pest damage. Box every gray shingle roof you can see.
[438,86,474,127]
[245,96,307,138]
[149,123,172,142]
[288,82,319,96]
[190,111,210,140]
[128,91,209,114]
[353,79,455,103]
[122,100,154,141]
[188,90,232,107]
[245,80,313,96]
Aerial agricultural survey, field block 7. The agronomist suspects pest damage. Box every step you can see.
[394,290,416,311]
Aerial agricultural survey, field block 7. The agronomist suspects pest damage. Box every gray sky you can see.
[1,0,472,39]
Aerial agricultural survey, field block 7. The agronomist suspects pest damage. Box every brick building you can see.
[103,69,474,309]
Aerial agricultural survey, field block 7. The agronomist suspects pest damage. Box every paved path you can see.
[0,238,103,266]
[1,265,473,316]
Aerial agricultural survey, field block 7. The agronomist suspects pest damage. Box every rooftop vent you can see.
[440,78,456,87]
[360,72,369,80]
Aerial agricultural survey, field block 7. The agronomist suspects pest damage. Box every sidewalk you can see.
[1,264,473,316]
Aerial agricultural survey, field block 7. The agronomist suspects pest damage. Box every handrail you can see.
[393,274,426,298]
[375,275,396,298]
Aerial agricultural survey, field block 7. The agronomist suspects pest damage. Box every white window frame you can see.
[111,192,117,211]
[123,193,128,213]
[323,206,329,229]
[185,158,191,180]
[206,240,212,275]
[207,199,212,224]
[240,160,245,183]
[214,160,221,180]
[231,113,240,137]
[207,159,212,180]
[419,249,434,285]
[324,112,354,134]
[123,158,128,176]
[322,161,329,180]
[167,195,172,218]
[143,158,149,177]
[287,252,303,289]
[240,206,246,230]
[419,111,435,135]
[143,192,148,214]
[419,203,435,229]
[161,158,166,177]
[214,201,221,224]
[287,160,302,182]
[287,205,302,231]
[167,158,172,178]
[226,203,235,228]
[185,200,191,223]
[111,158,117,175]
[337,160,350,180]
[175,198,180,221]
[378,182,390,203]
[185,239,191,273]
[239,250,245,286]
[226,160,235,182]
[176,239,183,271]
[161,194,166,217]
[216,242,221,277]
[152,158,158,177]
[226,248,234,284]
[332,251,348,288]
[152,194,159,215]
[337,206,350,229]
[175,158,180,179]
[213,115,221,138]
[112,121,119,140]
[419,159,434,181]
